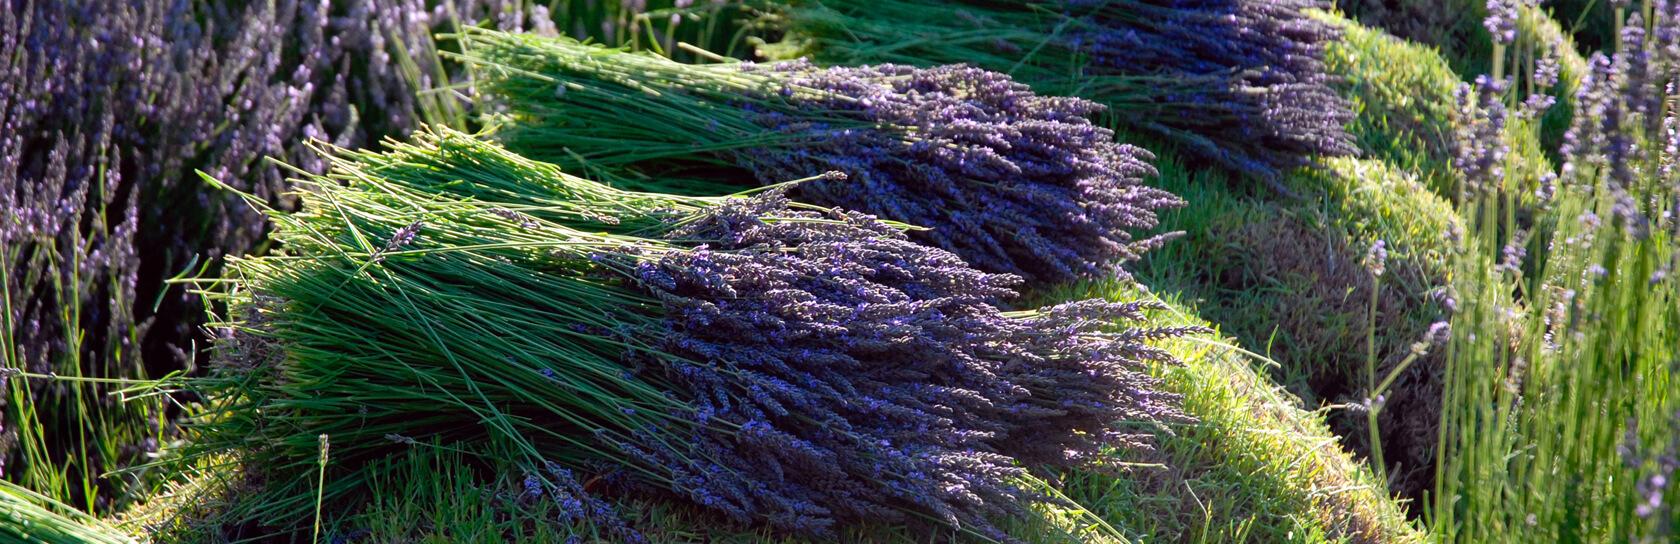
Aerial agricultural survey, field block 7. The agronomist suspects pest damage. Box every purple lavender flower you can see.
[384,221,425,252]
[1364,240,1389,277]
[1451,76,1512,195]
[1556,2,1680,234]
[1483,0,1519,45]
[1621,411,1679,526]
[1533,55,1562,88]
[1056,0,1359,180]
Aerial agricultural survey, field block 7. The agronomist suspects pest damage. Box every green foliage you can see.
[1121,149,1456,504]
[1320,13,1464,195]
[1432,156,1680,543]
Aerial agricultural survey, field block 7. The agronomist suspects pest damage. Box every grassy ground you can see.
[1038,284,1424,543]
[1328,2,1587,158]
[1124,148,1456,509]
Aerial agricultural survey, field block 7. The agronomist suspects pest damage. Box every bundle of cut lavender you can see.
[759,0,1359,184]
[190,129,1197,540]
[458,29,1182,282]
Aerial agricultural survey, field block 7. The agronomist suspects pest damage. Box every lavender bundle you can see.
[193,129,1194,539]
[760,0,1359,184]
[462,29,1182,282]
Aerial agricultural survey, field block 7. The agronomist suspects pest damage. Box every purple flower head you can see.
[1364,240,1389,277]
[1483,0,1519,45]
[383,220,424,252]
[1452,76,1512,194]
[1533,55,1561,88]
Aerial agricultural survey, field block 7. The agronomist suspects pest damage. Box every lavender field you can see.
[1,1,1675,542]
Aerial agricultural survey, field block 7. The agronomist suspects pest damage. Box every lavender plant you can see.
[1430,1,1680,540]
[461,30,1182,282]
[0,0,455,509]
[757,0,1358,185]
[188,128,1197,540]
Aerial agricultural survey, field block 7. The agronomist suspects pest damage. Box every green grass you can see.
[1319,12,1464,196]
[1327,4,1587,160]
[1317,10,1565,200]
[1118,147,1456,506]
[1036,283,1424,543]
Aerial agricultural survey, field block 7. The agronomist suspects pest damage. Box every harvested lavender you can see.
[193,129,1194,539]
[462,30,1182,282]
[761,0,1358,183]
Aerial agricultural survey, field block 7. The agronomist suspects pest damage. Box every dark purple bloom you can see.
[384,221,425,252]
[1451,75,1512,195]
[1482,0,1518,45]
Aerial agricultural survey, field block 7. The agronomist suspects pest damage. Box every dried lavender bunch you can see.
[193,129,1194,539]
[463,30,1182,282]
[0,0,448,505]
[761,0,1358,184]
